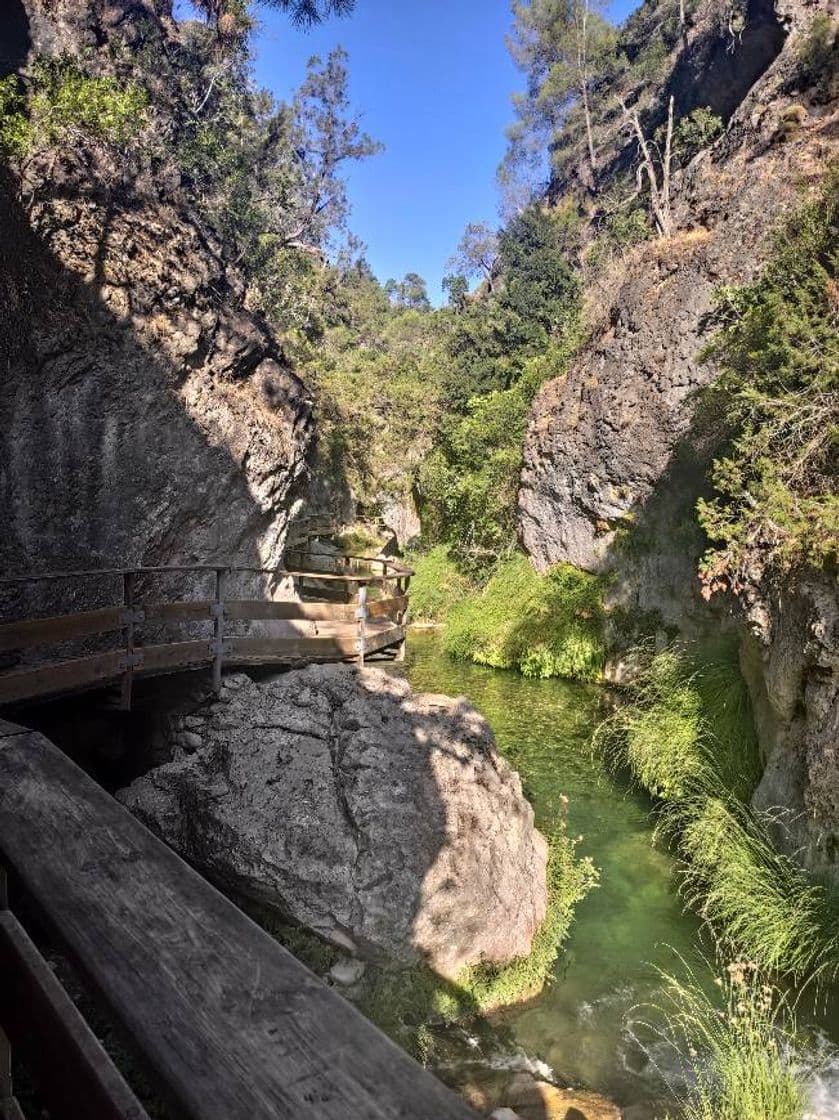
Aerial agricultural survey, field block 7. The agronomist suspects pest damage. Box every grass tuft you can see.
[457,825,598,1011]
[443,553,607,682]
[654,958,807,1120]
[593,641,839,981]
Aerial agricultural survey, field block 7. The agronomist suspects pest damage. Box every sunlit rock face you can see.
[117,665,548,978]
[517,0,838,875]
[519,0,831,603]
[0,0,312,604]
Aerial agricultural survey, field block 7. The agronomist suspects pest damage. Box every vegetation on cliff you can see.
[698,178,839,597]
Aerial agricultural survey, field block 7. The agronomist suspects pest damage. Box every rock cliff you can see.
[118,665,548,977]
[521,0,835,599]
[0,0,312,604]
[518,0,839,870]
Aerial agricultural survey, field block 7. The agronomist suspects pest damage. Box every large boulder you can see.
[117,666,548,978]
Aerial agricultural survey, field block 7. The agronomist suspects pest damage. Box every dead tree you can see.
[619,94,675,238]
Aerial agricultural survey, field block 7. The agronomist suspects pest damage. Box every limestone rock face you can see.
[519,0,836,611]
[742,570,839,884]
[0,0,312,608]
[117,666,548,977]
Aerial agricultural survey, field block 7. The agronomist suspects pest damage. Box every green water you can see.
[403,630,710,1114]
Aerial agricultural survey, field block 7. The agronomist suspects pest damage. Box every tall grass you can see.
[593,642,839,982]
[405,544,473,623]
[443,553,607,681]
[655,959,807,1120]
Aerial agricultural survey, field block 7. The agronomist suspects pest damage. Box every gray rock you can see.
[0,0,312,621]
[328,958,366,986]
[117,665,548,978]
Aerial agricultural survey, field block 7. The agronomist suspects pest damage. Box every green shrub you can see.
[656,959,807,1120]
[0,57,148,161]
[698,180,839,596]
[444,554,607,682]
[405,545,473,623]
[672,106,724,164]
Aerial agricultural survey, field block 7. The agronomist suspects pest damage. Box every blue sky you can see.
[251,0,638,304]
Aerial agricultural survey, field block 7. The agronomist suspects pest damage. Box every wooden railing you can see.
[0,721,477,1120]
[0,557,413,709]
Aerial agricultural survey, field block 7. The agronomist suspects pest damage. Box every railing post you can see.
[212,568,226,694]
[119,571,136,712]
[355,582,368,669]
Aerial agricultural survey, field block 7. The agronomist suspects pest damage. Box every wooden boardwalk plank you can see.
[0,731,477,1120]
[0,651,125,706]
[0,911,149,1120]
[0,608,124,652]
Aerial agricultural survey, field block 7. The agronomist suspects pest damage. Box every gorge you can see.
[0,0,837,1118]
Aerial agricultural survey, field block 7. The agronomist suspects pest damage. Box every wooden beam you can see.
[0,912,149,1120]
[0,608,124,652]
[139,642,213,676]
[141,601,214,626]
[0,651,126,705]
[224,600,356,623]
[0,731,478,1120]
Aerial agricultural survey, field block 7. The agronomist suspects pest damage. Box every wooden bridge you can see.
[0,554,412,710]
[0,554,484,1120]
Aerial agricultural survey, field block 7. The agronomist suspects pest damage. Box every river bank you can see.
[400,630,839,1119]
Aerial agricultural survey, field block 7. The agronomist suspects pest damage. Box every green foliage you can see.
[418,386,530,564]
[594,643,839,980]
[656,960,807,1120]
[444,554,607,682]
[0,58,148,161]
[672,106,723,165]
[697,182,839,595]
[797,13,838,101]
[458,824,598,1009]
[404,546,473,623]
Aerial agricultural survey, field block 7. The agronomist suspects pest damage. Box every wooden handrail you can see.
[0,559,411,708]
[0,557,414,585]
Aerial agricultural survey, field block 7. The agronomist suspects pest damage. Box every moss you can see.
[443,554,608,682]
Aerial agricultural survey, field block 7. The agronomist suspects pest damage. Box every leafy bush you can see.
[444,554,607,682]
[698,181,839,596]
[0,58,148,161]
[417,387,530,566]
[656,960,807,1120]
[672,106,723,165]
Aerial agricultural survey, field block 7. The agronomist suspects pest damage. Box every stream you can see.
[401,630,839,1119]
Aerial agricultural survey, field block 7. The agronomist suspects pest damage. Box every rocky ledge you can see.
[117,665,547,978]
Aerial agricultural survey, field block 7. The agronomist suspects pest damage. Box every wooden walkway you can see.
[0,721,478,1120]
[0,555,411,709]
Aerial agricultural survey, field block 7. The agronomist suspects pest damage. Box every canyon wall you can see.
[0,0,312,612]
[519,0,839,872]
